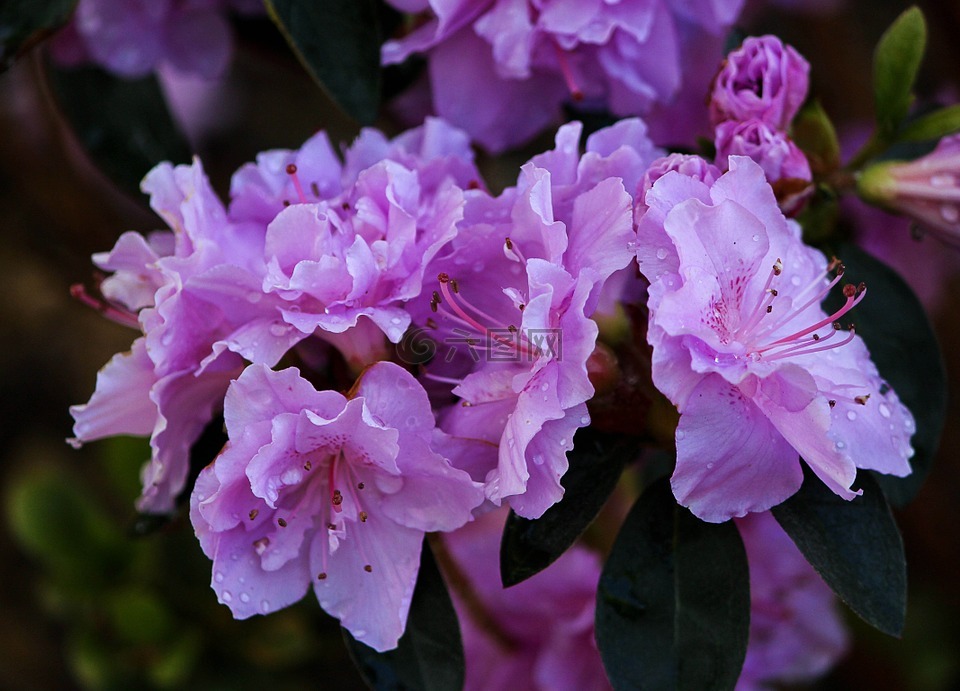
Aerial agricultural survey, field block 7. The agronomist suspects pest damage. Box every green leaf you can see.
[264,0,381,124]
[343,541,464,691]
[792,99,841,175]
[823,243,946,506]
[500,431,635,587]
[873,6,927,135]
[49,65,191,197]
[897,104,960,142]
[0,0,77,71]
[773,468,906,636]
[595,480,750,691]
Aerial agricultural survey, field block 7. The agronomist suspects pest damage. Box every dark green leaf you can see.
[824,243,946,506]
[500,431,635,587]
[264,0,381,124]
[596,480,750,691]
[792,99,841,175]
[897,104,960,142]
[873,6,927,135]
[49,65,191,197]
[773,468,906,636]
[343,541,464,691]
[0,0,77,71]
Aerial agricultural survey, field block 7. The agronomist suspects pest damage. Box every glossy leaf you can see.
[873,6,926,135]
[49,66,191,197]
[0,0,77,71]
[596,480,750,690]
[264,0,381,124]
[773,468,906,636]
[500,431,635,587]
[343,541,464,691]
[897,104,960,143]
[823,243,946,506]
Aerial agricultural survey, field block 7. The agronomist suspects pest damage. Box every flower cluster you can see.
[382,0,746,151]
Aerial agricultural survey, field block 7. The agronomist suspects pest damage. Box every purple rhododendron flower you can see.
[415,121,656,517]
[50,0,258,79]
[443,509,609,690]
[383,0,745,151]
[636,155,914,522]
[735,512,848,689]
[190,362,484,651]
[714,119,811,184]
[71,119,480,512]
[710,35,810,130]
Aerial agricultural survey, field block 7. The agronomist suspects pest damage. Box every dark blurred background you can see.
[1,1,959,688]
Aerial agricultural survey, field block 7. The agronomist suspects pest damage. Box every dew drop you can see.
[706,462,714,469]
[942,204,959,224]
[214,571,224,584]
[676,430,686,441]
[532,454,544,466]
[751,234,760,242]
[239,592,250,603]
[791,276,802,286]
[879,402,891,419]
[281,469,301,485]
[846,411,857,421]
[221,590,233,603]
[246,292,263,304]
[656,248,668,260]
[580,415,590,425]
[269,323,288,337]
[230,553,239,562]
[559,438,568,447]
[473,261,485,272]
[835,441,845,450]
[260,600,271,613]
[391,317,403,325]
[930,173,954,187]
[540,382,549,392]
[405,415,419,428]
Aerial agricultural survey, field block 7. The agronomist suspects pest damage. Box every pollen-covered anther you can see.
[277,517,288,528]
[855,394,871,405]
[828,399,837,408]
[772,258,783,276]
[317,572,327,580]
[357,482,364,490]
[332,489,343,507]
[303,460,312,471]
[359,511,368,522]
[364,564,373,573]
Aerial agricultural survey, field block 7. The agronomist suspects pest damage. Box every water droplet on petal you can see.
[846,411,857,421]
[391,317,403,325]
[706,462,714,469]
[930,174,954,187]
[405,415,419,428]
[540,382,549,392]
[835,441,845,450]
[559,438,567,447]
[214,571,224,584]
[676,430,686,441]
[239,592,250,603]
[941,204,959,223]
[247,292,263,304]
[221,590,233,603]
[656,248,668,260]
[269,323,288,337]
[879,403,891,419]
[580,415,590,425]
[260,600,271,612]
[532,454,544,466]
[791,276,802,286]
[751,234,760,242]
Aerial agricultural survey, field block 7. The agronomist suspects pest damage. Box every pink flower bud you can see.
[857,135,960,244]
[710,35,810,130]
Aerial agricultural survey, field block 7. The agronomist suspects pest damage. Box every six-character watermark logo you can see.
[398,326,562,365]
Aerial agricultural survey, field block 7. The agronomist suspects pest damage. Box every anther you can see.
[364,564,373,573]
[766,305,773,313]
[505,237,513,250]
[426,318,438,329]
[332,490,343,507]
[277,518,287,528]
[828,400,837,408]
[843,284,857,298]
[468,180,480,190]
[303,460,312,471]
[357,482,364,490]
[773,258,783,276]
[249,509,259,521]
[450,278,459,293]
[342,202,350,211]
[253,537,270,554]
[327,523,336,530]
[286,163,297,175]
[310,182,320,198]
[318,572,327,580]
[855,394,870,405]
[359,511,368,522]
[437,272,451,284]
[770,289,778,297]
[813,334,820,340]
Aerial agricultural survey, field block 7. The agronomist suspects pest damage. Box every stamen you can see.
[553,42,584,101]
[504,237,528,264]
[248,509,259,521]
[70,283,140,329]
[286,163,309,204]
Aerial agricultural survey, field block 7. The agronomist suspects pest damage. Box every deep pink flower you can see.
[714,119,811,184]
[709,35,810,130]
[190,362,484,652]
[735,512,849,689]
[443,509,609,691]
[636,156,914,522]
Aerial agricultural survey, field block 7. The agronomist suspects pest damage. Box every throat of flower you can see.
[431,271,538,359]
[735,257,865,362]
[312,448,373,579]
